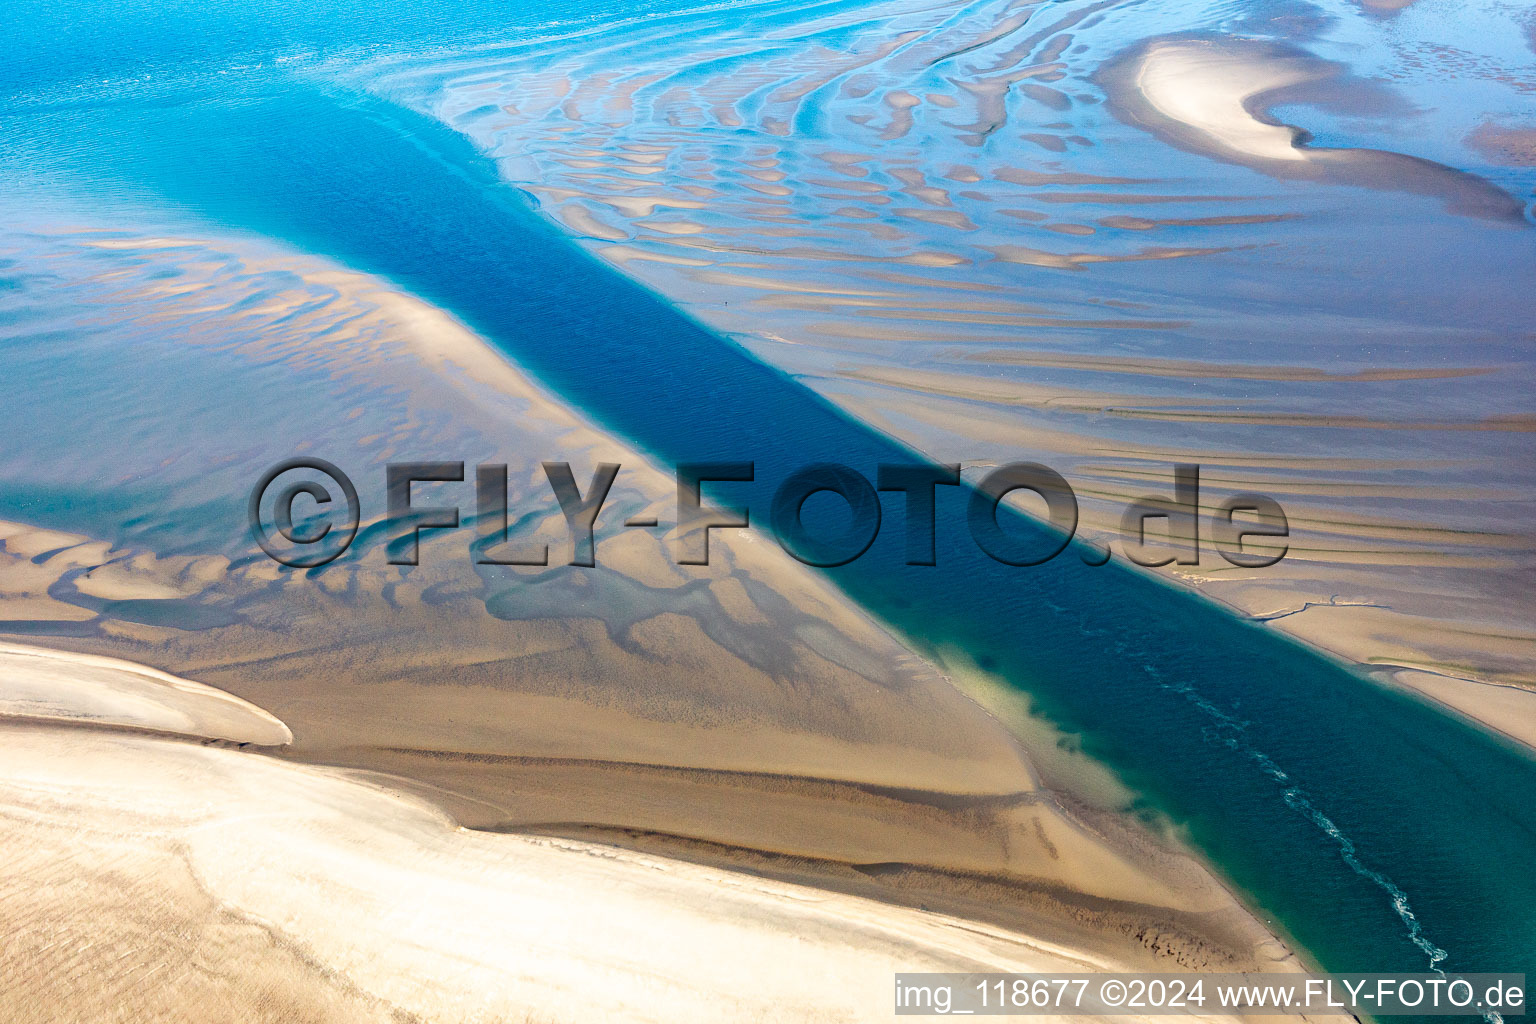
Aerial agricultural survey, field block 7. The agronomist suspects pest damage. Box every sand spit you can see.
[1382,668,1536,753]
[1100,37,1526,221]
[0,720,1227,1024]
[0,641,291,746]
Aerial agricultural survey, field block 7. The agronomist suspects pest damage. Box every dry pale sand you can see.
[0,716,1236,1024]
[1126,43,1319,165]
[0,645,1312,1024]
[0,641,289,746]
[1100,37,1525,220]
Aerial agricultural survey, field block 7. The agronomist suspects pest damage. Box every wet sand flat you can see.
[373,0,1536,747]
[0,227,1306,1013]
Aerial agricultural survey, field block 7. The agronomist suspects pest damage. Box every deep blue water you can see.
[3,0,1535,997]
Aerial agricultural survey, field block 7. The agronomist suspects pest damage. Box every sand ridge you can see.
[0,640,291,746]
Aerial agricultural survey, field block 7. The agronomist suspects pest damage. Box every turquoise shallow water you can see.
[3,0,1535,999]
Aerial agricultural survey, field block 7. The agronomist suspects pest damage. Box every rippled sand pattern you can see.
[364,0,1536,718]
[0,223,1295,977]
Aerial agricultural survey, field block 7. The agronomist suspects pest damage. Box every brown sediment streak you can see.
[880,89,920,139]
[862,268,1007,291]
[957,349,1498,382]
[1098,212,1300,229]
[889,166,953,206]
[985,242,1238,268]
[1031,192,1253,204]
[1098,35,1527,222]
[757,297,1179,330]
[833,365,1536,432]
[1096,409,1536,431]
[814,385,1519,481]
[832,365,1227,408]
[997,167,1152,186]
[893,206,977,229]
[692,269,902,296]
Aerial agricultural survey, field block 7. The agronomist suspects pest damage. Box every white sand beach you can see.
[0,640,1314,1023]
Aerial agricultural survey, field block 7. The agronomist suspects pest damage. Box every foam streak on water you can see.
[1160,672,1451,973]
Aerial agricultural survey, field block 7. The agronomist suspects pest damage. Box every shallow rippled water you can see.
[2,0,1535,1003]
[345,0,1536,686]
